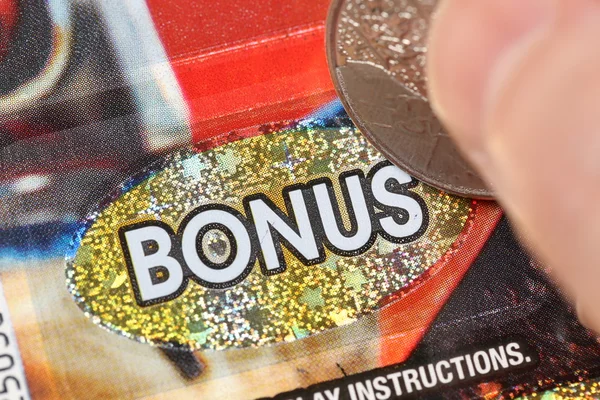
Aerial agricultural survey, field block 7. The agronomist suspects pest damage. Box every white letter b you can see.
[121,225,184,304]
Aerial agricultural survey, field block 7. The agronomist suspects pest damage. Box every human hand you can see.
[427,0,600,331]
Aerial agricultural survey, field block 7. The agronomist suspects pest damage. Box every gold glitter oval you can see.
[66,121,471,350]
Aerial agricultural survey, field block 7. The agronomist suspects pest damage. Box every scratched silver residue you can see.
[336,0,437,99]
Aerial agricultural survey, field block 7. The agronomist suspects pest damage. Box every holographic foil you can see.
[66,120,472,350]
[517,378,600,400]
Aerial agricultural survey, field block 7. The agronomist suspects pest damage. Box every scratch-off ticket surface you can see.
[66,120,473,350]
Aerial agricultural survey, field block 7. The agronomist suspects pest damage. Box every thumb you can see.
[428,0,600,331]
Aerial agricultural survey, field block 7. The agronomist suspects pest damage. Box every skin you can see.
[427,0,600,331]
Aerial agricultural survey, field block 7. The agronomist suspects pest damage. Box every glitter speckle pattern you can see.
[66,121,472,350]
[517,378,600,400]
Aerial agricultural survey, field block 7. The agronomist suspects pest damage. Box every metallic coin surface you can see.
[326,0,493,198]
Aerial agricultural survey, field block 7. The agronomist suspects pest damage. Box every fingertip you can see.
[427,0,555,164]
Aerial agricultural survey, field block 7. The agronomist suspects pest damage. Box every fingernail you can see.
[428,0,556,165]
